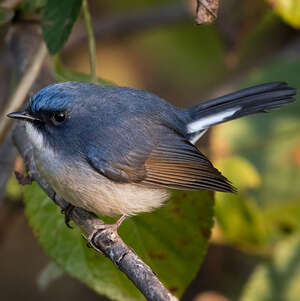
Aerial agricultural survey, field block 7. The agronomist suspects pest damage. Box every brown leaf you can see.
[196,0,219,25]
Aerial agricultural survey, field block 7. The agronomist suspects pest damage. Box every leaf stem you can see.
[82,0,97,83]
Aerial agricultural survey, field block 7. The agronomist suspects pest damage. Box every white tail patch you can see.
[187,107,240,133]
[189,129,207,144]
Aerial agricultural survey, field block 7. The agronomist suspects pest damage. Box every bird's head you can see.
[7,82,105,153]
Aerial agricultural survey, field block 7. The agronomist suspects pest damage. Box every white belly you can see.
[34,149,169,217]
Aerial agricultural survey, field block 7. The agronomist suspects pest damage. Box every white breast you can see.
[45,160,170,217]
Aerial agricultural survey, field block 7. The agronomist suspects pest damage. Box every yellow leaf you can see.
[269,0,300,28]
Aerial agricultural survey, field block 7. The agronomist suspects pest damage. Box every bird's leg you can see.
[61,203,75,229]
[112,214,127,230]
[84,215,127,253]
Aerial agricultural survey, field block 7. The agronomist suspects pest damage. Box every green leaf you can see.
[42,0,82,54]
[240,234,300,301]
[24,182,214,300]
[269,0,300,28]
[53,56,115,86]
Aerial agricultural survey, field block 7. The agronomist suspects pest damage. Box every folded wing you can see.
[87,126,235,193]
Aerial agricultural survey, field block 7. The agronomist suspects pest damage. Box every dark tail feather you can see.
[187,82,296,133]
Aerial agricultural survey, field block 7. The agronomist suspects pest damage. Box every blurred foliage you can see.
[5,173,23,201]
[240,234,300,301]
[238,57,300,203]
[133,24,226,90]
[214,157,269,250]
[239,11,287,66]
[269,0,300,28]
[106,0,172,11]
[24,182,214,300]
[212,56,300,251]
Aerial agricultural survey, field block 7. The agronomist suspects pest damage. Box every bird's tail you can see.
[186,82,296,143]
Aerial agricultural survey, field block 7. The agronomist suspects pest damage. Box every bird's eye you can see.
[51,112,66,125]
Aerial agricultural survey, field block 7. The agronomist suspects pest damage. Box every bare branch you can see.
[12,123,178,301]
[0,42,47,145]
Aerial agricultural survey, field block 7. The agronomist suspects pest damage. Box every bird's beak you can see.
[7,111,41,122]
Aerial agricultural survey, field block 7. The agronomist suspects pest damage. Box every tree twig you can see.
[0,42,47,145]
[12,123,178,301]
[82,0,97,83]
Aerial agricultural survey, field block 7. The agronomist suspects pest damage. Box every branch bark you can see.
[12,123,178,301]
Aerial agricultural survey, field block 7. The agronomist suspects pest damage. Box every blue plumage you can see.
[7,81,296,219]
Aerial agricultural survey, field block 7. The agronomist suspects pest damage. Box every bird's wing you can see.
[87,127,235,193]
[141,132,234,192]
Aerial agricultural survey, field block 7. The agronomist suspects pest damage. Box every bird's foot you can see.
[83,215,127,253]
[61,204,75,229]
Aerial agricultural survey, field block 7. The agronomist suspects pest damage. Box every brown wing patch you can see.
[142,134,235,192]
[88,123,235,193]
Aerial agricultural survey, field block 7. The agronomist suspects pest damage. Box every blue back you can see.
[27,82,188,163]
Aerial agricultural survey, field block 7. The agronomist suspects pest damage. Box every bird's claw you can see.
[81,215,127,254]
[61,204,75,228]
[81,229,106,254]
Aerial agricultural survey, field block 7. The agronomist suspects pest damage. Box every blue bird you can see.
[8,82,296,231]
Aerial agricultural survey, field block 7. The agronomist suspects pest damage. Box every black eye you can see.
[51,112,66,125]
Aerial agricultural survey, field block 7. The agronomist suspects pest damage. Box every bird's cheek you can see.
[25,122,45,150]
